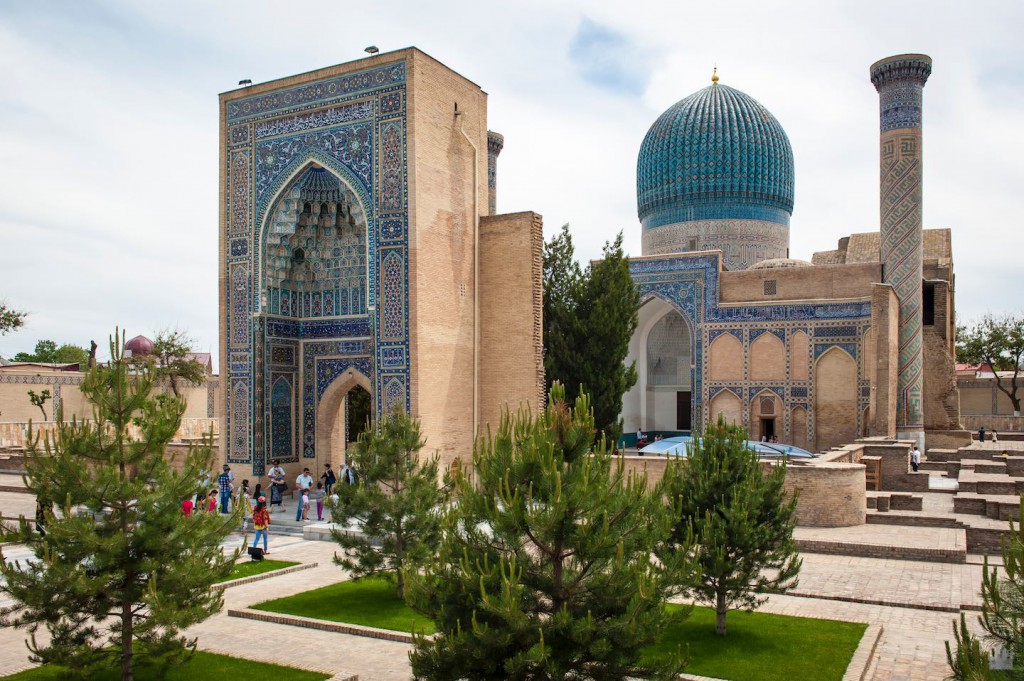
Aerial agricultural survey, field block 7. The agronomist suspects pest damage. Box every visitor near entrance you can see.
[295,468,314,521]
[217,465,233,514]
[267,460,286,513]
[321,463,336,496]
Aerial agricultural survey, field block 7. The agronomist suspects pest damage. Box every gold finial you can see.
[711,65,719,84]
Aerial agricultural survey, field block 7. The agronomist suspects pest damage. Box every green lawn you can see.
[1,650,329,680]
[644,604,868,681]
[252,576,436,634]
[222,558,299,582]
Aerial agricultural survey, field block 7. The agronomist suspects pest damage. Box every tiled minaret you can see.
[486,130,504,215]
[871,54,932,448]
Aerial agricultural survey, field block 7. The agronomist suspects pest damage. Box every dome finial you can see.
[711,64,719,84]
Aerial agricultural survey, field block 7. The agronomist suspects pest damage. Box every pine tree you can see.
[0,332,239,681]
[327,407,443,600]
[407,383,693,680]
[661,416,801,636]
[946,499,1024,679]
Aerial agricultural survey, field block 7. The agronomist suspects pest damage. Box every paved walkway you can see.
[0,490,997,680]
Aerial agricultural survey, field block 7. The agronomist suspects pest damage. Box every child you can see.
[181,496,194,517]
[301,487,311,521]
[315,481,325,521]
[195,490,207,513]
[208,488,218,513]
[252,496,270,555]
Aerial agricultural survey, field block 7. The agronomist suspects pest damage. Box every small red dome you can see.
[125,335,154,356]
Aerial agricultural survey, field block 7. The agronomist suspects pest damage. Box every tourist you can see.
[35,496,51,537]
[195,490,207,513]
[295,468,314,521]
[217,465,233,514]
[267,459,286,513]
[252,483,263,505]
[207,489,218,513]
[771,435,779,444]
[340,462,356,486]
[979,426,987,442]
[315,481,326,521]
[300,488,311,521]
[237,479,253,531]
[181,496,194,517]
[321,463,336,496]
[252,496,270,555]
[910,445,922,472]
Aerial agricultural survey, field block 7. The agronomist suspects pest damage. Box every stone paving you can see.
[0,490,998,680]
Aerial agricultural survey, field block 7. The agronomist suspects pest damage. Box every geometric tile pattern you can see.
[223,60,410,471]
[637,83,795,238]
[872,56,931,432]
[629,252,873,437]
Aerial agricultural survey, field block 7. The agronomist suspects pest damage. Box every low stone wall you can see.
[962,415,1024,433]
[783,462,866,527]
[925,429,973,450]
[616,453,866,528]
[0,418,219,449]
[858,440,930,493]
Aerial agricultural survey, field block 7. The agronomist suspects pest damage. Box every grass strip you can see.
[252,576,435,634]
[222,558,299,582]
[645,604,867,681]
[1,650,330,680]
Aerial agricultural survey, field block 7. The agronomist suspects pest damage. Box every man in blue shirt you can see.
[218,465,234,514]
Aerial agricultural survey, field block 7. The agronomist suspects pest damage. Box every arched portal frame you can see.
[256,156,374,311]
[315,367,373,472]
[630,293,697,433]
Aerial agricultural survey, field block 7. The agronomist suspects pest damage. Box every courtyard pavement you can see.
[0,489,997,680]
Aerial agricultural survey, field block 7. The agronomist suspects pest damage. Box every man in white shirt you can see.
[295,468,314,521]
[910,446,922,472]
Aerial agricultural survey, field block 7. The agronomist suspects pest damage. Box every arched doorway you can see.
[316,369,373,470]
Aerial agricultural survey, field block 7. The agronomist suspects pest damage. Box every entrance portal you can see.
[316,369,373,471]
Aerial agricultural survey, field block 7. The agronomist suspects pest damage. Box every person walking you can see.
[181,496,194,517]
[217,465,234,514]
[252,496,270,555]
[321,463,336,496]
[315,482,326,521]
[267,460,286,513]
[910,445,922,473]
[295,468,314,521]
[237,479,254,531]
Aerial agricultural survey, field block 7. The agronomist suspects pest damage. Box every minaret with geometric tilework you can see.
[871,54,932,449]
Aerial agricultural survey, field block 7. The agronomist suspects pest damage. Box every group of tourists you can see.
[177,460,357,556]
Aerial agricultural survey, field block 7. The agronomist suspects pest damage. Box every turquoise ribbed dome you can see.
[637,83,794,229]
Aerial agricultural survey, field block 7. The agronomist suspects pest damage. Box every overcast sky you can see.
[1,0,1021,363]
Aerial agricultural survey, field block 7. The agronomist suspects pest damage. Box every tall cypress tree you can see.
[407,383,693,680]
[327,407,443,600]
[661,416,801,636]
[0,332,238,681]
[543,226,639,441]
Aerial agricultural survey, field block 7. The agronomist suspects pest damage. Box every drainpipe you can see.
[456,106,480,439]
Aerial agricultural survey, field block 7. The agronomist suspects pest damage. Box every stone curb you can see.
[843,623,883,681]
[213,561,317,590]
[228,607,421,644]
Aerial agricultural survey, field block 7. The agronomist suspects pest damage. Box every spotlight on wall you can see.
[364,45,379,56]
[238,79,252,87]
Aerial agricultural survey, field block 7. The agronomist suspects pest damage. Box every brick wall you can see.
[406,52,488,468]
[478,212,544,435]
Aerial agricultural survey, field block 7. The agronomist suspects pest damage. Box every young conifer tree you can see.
[661,415,801,636]
[0,332,239,681]
[327,407,443,600]
[407,383,693,680]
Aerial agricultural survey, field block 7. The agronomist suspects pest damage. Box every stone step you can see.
[865,511,964,529]
[954,493,1022,521]
[795,537,966,563]
[866,492,923,512]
